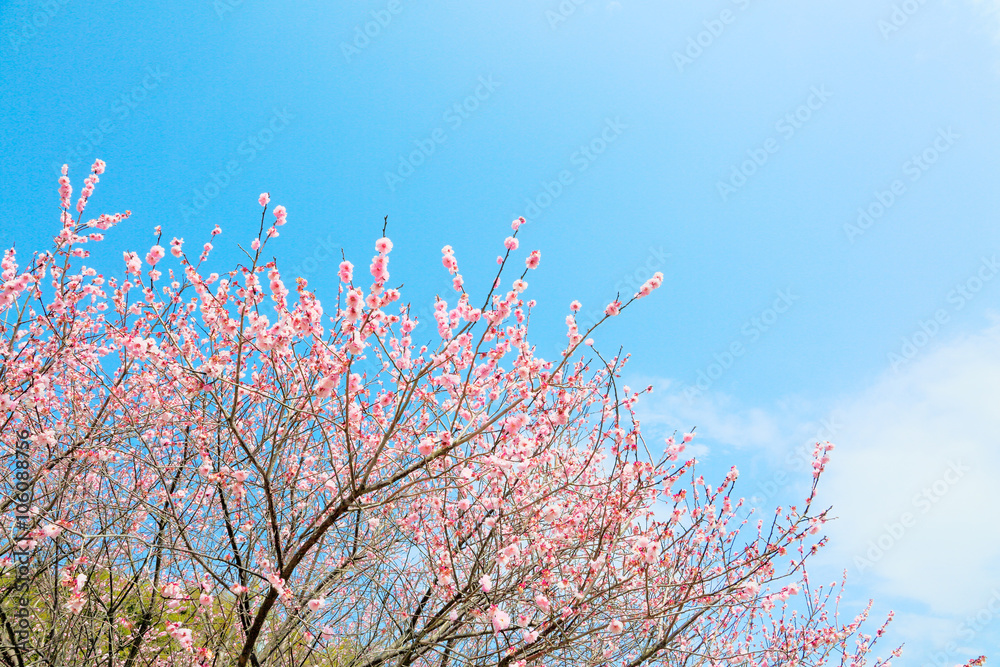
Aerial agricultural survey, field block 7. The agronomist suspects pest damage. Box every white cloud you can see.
[632,377,785,454]
[969,0,1000,39]
[631,323,1000,659]
[631,377,847,473]
[816,324,1000,615]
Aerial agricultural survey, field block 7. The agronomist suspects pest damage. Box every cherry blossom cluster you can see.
[0,162,901,667]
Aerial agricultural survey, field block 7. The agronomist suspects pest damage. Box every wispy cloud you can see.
[815,320,1000,619]
[632,376,822,457]
[630,320,1000,661]
[969,0,1000,39]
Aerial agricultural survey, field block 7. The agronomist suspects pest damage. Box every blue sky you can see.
[3,0,1000,662]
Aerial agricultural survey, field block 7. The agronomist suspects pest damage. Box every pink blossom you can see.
[273,205,287,225]
[146,245,165,266]
[1,164,889,666]
[525,250,540,270]
[345,289,363,309]
[259,192,270,206]
[338,261,354,282]
[418,438,434,457]
[346,331,366,355]
[604,301,621,317]
[169,624,194,650]
[635,271,664,298]
[665,440,685,461]
[65,595,86,614]
[442,246,458,274]
[504,236,519,251]
[370,255,389,282]
[490,607,510,633]
[375,237,393,254]
[570,300,581,312]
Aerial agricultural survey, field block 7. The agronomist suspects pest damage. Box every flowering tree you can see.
[0,161,899,667]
